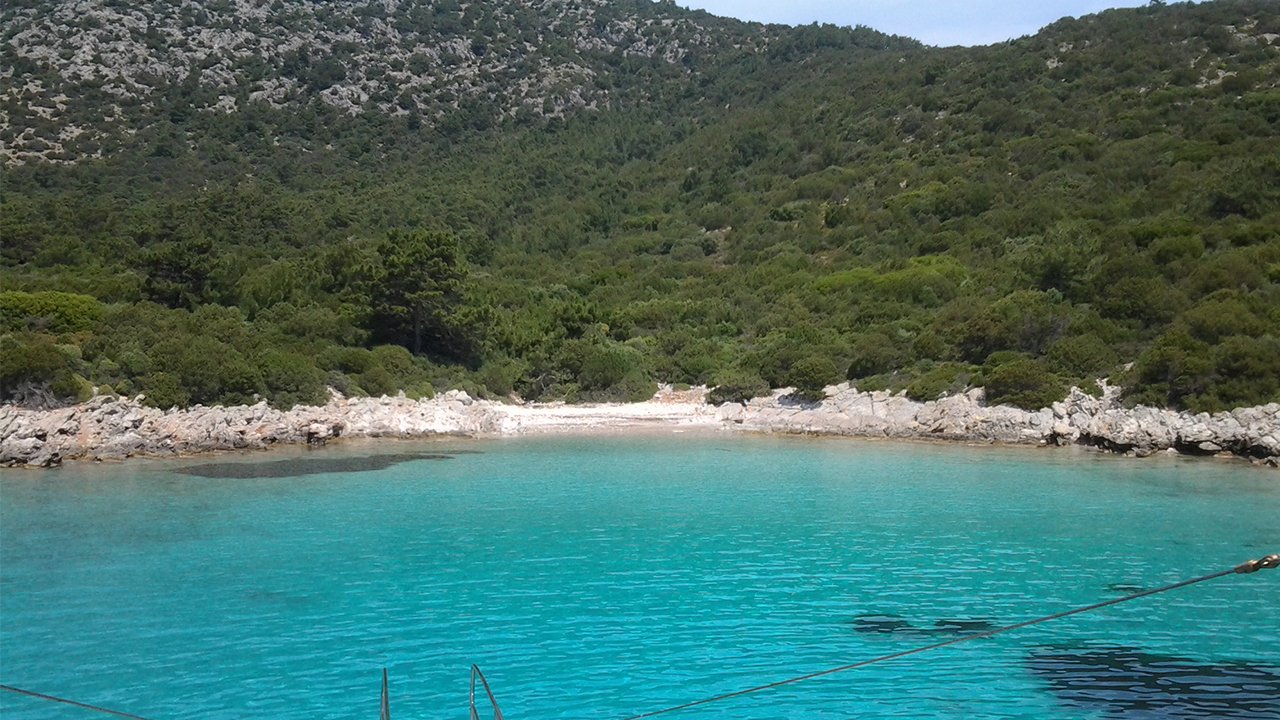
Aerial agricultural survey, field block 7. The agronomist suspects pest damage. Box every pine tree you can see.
[373,230,467,356]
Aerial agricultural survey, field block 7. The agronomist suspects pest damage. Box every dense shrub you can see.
[1205,335,1280,409]
[708,368,769,405]
[846,332,904,379]
[984,358,1067,410]
[904,362,975,402]
[1125,328,1214,409]
[0,291,104,333]
[1097,277,1187,324]
[138,372,189,409]
[749,325,844,388]
[370,344,420,379]
[1180,293,1268,344]
[1045,334,1121,376]
[594,372,658,403]
[475,356,528,397]
[986,291,1073,358]
[0,332,77,398]
[356,366,396,397]
[320,346,378,375]
[149,336,265,406]
[787,355,840,402]
[254,302,367,345]
[576,342,642,392]
[49,373,94,403]
[259,350,327,408]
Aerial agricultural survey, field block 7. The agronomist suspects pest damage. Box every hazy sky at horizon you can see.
[674,1,1159,47]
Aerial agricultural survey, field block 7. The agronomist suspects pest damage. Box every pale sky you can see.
[675,1,1160,47]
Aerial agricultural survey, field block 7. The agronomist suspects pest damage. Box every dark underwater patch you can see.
[851,614,916,634]
[851,614,998,637]
[930,619,999,634]
[1027,645,1280,719]
[178,453,455,478]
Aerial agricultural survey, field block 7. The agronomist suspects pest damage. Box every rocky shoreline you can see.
[1,384,1277,469]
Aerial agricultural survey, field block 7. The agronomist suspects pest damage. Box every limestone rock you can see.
[1,382,1277,468]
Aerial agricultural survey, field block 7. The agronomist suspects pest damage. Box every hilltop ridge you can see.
[2,0,919,165]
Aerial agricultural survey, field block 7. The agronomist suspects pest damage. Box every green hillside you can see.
[2,0,1278,411]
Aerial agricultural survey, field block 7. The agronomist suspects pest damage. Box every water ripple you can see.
[1027,646,1280,719]
[2,437,1277,720]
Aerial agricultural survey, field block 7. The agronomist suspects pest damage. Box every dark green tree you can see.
[371,230,473,358]
[984,358,1067,410]
[788,355,840,403]
[708,368,769,406]
[139,238,217,310]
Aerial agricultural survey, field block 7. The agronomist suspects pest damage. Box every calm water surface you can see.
[1,435,1277,719]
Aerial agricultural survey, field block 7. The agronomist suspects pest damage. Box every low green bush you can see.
[847,332,903,379]
[579,371,656,403]
[788,355,840,402]
[139,371,190,409]
[259,350,327,408]
[319,346,377,374]
[984,358,1067,410]
[904,362,975,402]
[1046,334,1120,376]
[358,366,398,397]
[577,342,639,391]
[708,368,769,405]
[476,356,528,397]
[149,336,265,406]
[0,291,104,333]
[370,344,420,378]
[0,330,83,397]
[50,373,94,403]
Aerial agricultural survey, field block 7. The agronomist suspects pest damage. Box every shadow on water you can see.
[1027,645,1280,719]
[850,614,999,637]
[176,453,458,479]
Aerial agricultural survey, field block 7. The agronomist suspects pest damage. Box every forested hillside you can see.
[2,0,1278,412]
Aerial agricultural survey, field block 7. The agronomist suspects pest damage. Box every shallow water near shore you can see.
[2,436,1277,719]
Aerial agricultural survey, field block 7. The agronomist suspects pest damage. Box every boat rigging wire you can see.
[617,553,1280,720]
[0,683,153,720]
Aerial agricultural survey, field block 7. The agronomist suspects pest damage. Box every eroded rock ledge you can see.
[723,386,1279,466]
[1,385,1277,469]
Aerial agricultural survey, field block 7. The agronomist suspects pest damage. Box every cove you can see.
[1,435,1277,719]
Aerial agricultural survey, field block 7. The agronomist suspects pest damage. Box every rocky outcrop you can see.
[721,386,1058,445]
[0,390,501,468]
[719,384,1278,466]
[1071,398,1280,461]
[1,384,1277,469]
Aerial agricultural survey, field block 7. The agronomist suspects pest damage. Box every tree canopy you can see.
[2,0,1278,412]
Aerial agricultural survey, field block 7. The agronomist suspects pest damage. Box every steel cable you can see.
[619,553,1279,720]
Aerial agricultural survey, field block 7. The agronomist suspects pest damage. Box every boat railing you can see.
[470,665,505,720]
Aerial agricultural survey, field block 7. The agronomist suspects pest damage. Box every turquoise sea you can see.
[1,435,1278,720]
